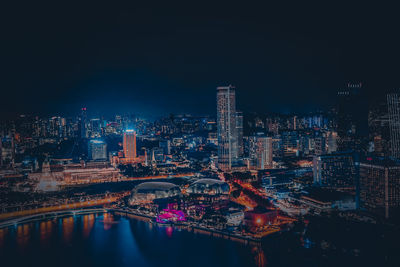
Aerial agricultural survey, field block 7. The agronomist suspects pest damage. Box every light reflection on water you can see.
[0,213,260,267]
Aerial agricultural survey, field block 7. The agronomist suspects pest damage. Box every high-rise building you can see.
[80,107,87,139]
[336,82,366,151]
[123,129,137,162]
[236,111,244,157]
[360,158,400,219]
[217,85,237,171]
[387,93,400,159]
[159,140,171,155]
[88,139,107,161]
[151,147,164,163]
[281,131,298,157]
[313,152,357,189]
[249,134,273,169]
[90,118,102,137]
[314,136,326,156]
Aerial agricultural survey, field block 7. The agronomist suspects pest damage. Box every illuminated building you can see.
[387,93,400,159]
[236,111,244,157]
[88,139,107,161]
[159,140,171,155]
[123,129,137,162]
[326,131,338,153]
[187,178,230,195]
[244,206,277,232]
[314,136,325,155]
[90,118,102,137]
[217,85,238,171]
[313,152,357,189]
[0,136,14,166]
[151,147,164,163]
[249,134,273,169]
[79,107,87,139]
[281,131,298,157]
[29,161,119,185]
[360,158,400,219]
[156,209,186,223]
[129,182,181,204]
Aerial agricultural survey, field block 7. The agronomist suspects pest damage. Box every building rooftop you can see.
[191,178,226,186]
[135,182,179,191]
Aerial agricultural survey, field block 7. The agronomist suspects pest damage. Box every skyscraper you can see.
[123,129,137,162]
[88,139,107,161]
[336,82,366,151]
[236,111,244,157]
[387,93,400,159]
[80,107,87,139]
[313,152,357,189]
[360,158,400,219]
[217,85,237,171]
[249,134,273,170]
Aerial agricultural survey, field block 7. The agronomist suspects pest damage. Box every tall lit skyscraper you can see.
[123,129,137,161]
[80,107,87,139]
[387,93,400,159]
[249,134,273,169]
[236,111,244,157]
[360,158,400,219]
[217,85,237,171]
[88,139,107,161]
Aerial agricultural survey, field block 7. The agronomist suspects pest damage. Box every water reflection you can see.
[0,228,7,249]
[62,217,74,243]
[16,224,30,248]
[82,214,95,238]
[252,245,267,267]
[1,213,259,267]
[102,212,116,230]
[165,226,173,238]
[40,220,53,244]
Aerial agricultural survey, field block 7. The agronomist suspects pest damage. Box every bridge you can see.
[0,208,108,228]
[0,192,129,221]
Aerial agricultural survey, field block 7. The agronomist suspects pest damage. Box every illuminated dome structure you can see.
[129,182,181,204]
[187,179,230,195]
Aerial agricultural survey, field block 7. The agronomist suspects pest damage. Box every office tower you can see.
[123,129,137,161]
[336,82,366,151]
[0,136,2,166]
[152,147,164,163]
[90,118,102,137]
[314,136,326,156]
[236,111,244,157]
[281,131,298,157]
[249,134,273,170]
[326,131,338,153]
[217,85,237,171]
[368,102,390,157]
[360,158,400,219]
[159,140,171,155]
[313,152,357,189]
[387,93,400,159]
[0,136,14,166]
[80,107,87,139]
[88,139,107,161]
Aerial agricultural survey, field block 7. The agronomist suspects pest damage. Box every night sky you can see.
[2,2,400,118]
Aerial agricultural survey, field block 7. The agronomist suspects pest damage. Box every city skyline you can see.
[2,2,400,267]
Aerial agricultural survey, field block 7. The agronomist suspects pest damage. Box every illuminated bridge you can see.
[0,208,108,228]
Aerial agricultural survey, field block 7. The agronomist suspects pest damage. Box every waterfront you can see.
[1,212,399,267]
[0,213,261,267]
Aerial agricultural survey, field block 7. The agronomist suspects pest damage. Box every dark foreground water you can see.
[0,213,398,267]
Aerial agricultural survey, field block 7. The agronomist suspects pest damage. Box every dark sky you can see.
[1,2,400,118]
